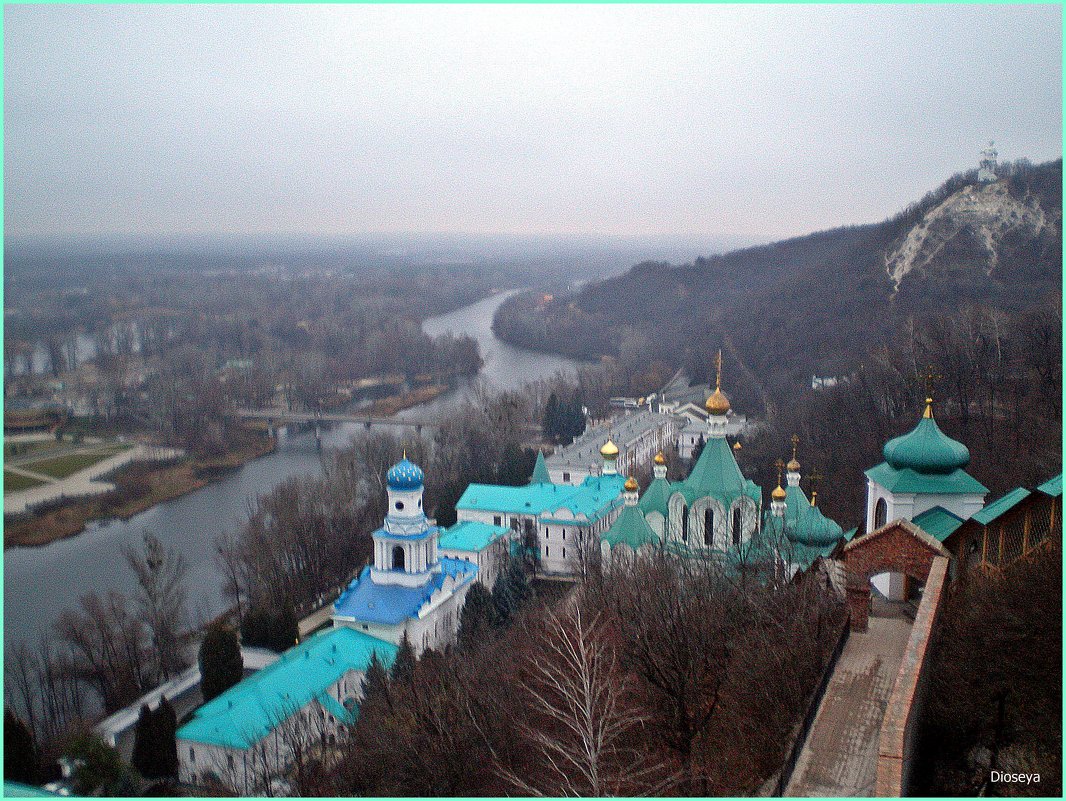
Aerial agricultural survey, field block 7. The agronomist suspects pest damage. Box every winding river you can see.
[3,289,580,649]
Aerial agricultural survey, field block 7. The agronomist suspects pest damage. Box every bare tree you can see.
[498,605,673,796]
[122,530,190,682]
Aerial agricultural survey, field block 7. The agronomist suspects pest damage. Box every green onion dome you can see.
[882,399,970,474]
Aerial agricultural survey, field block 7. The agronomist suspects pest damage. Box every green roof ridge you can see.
[603,504,659,551]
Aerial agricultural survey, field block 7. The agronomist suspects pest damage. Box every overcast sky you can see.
[4,3,1062,242]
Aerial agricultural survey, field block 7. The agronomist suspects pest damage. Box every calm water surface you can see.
[3,290,580,648]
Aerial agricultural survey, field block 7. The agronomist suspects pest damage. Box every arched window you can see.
[704,508,714,546]
[732,508,742,546]
[874,498,888,530]
[681,504,688,542]
[392,545,405,571]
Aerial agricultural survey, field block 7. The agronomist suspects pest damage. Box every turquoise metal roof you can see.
[3,783,60,797]
[530,451,551,484]
[911,505,965,542]
[973,487,1032,525]
[883,413,970,474]
[1037,473,1062,498]
[457,473,626,519]
[603,504,659,551]
[866,462,988,496]
[782,484,844,547]
[176,627,397,750]
[681,436,761,505]
[438,521,508,553]
[638,476,672,518]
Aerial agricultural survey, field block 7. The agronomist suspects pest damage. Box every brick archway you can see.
[843,518,950,631]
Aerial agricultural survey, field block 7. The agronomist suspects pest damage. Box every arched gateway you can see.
[843,518,950,631]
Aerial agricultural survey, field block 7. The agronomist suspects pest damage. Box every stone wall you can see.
[875,555,950,796]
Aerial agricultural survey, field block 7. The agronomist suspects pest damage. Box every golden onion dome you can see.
[600,438,619,458]
[705,387,731,415]
[624,476,639,492]
[771,483,787,501]
[653,451,666,465]
[787,457,800,472]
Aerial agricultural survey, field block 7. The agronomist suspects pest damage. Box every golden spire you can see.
[653,451,666,465]
[808,470,823,506]
[787,434,800,472]
[733,441,742,451]
[705,349,731,415]
[624,476,639,492]
[923,366,941,419]
[771,458,786,501]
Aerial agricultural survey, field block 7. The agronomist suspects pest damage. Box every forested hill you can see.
[492,158,1062,411]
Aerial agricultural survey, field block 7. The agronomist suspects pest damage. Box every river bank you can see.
[4,431,276,549]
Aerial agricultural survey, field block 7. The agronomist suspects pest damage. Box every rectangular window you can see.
[493,515,502,526]
[545,529,549,540]
[563,472,570,482]
[563,547,566,559]
[227,755,234,770]
[189,748,195,763]
[562,529,566,540]
[546,545,550,558]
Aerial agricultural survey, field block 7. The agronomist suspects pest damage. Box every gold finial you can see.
[600,436,619,458]
[402,447,407,459]
[733,441,742,451]
[624,476,639,492]
[653,451,666,465]
[808,470,823,506]
[704,349,731,414]
[771,458,787,501]
[787,434,800,472]
[923,366,941,418]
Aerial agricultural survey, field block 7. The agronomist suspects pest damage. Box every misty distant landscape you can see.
[2,4,1061,800]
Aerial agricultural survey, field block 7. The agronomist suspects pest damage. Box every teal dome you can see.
[883,414,969,475]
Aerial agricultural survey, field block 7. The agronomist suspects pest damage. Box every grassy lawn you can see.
[4,470,47,492]
[24,445,131,479]
[4,439,64,459]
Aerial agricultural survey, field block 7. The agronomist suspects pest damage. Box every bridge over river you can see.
[231,407,440,430]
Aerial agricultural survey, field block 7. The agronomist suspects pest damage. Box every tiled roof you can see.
[679,436,762,505]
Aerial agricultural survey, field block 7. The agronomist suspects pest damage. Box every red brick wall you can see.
[844,521,946,631]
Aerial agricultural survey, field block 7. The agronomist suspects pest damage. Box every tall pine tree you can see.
[199,622,243,702]
[390,632,416,685]
[360,652,389,704]
[457,582,495,651]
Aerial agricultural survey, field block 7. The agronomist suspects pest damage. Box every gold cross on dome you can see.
[924,366,942,399]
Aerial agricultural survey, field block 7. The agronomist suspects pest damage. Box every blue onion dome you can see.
[882,399,970,474]
[386,458,424,490]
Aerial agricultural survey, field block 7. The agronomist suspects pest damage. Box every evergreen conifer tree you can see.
[4,706,39,784]
[360,652,389,703]
[492,556,532,629]
[131,704,155,779]
[199,622,243,702]
[155,697,179,780]
[457,582,495,651]
[390,632,416,685]
[543,393,560,442]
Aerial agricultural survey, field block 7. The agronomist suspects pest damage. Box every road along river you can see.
[3,289,581,649]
